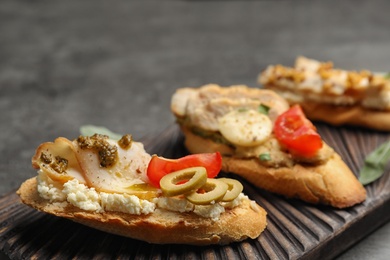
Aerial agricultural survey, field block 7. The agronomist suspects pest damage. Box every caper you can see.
[219,178,243,202]
[160,167,207,197]
[185,178,228,205]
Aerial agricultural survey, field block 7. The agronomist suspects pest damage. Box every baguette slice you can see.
[259,56,390,131]
[17,177,267,245]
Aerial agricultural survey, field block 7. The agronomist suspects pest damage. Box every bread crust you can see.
[297,101,390,131]
[181,127,366,208]
[17,177,267,245]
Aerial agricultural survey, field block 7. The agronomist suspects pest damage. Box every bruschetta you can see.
[17,134,267,245]
[171,84,366,208]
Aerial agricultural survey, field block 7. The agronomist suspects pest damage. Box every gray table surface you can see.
[1,0,389,259]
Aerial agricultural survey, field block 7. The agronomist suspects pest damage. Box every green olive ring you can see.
[219,178,244,202]
[160,167,207,197]
[185,178,229,205]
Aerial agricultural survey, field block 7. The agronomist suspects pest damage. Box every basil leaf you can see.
[79,125,123,141]
[258,104,270,115]
[359,140,390,185]
[259,153,271,161]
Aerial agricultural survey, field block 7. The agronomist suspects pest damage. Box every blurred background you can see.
[1,1,389,259]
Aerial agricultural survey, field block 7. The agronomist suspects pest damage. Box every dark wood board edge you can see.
[304,197,390,260]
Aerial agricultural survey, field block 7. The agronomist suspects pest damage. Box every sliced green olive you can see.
[160,167,207,197]
[185,178,228,205]
[219,178,243,202]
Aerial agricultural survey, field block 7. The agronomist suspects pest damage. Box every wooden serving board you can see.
[1,124,389,259]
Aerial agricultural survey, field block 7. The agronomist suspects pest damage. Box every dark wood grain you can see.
[1,124,389,259]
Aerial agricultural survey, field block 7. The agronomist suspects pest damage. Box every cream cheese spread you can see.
[155,193,247,221]
[37,170,246,221]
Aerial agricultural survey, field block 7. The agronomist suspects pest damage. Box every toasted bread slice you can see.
[17,177,267,245]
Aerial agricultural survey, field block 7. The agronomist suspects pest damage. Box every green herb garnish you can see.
[359,140,390,185]
[258,104,270,115]
[384,73,390,79]
[259,153,271,161]
[79,125,123,141]
[237,108,248,112]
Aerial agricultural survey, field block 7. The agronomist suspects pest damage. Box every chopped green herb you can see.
[384,73,390,79]
[237,108,248,112]
[259,153,271,161]
[80,125,123,141]
[359,140,390,185]
[258,104,270,115]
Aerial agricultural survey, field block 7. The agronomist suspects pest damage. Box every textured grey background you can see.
[1,0,389,259]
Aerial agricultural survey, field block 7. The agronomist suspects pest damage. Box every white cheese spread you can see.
[37,172,246,220]
[63,180,102,212]
[37,171,66,201]
[100,192,156,215]
[155,193,247,221]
